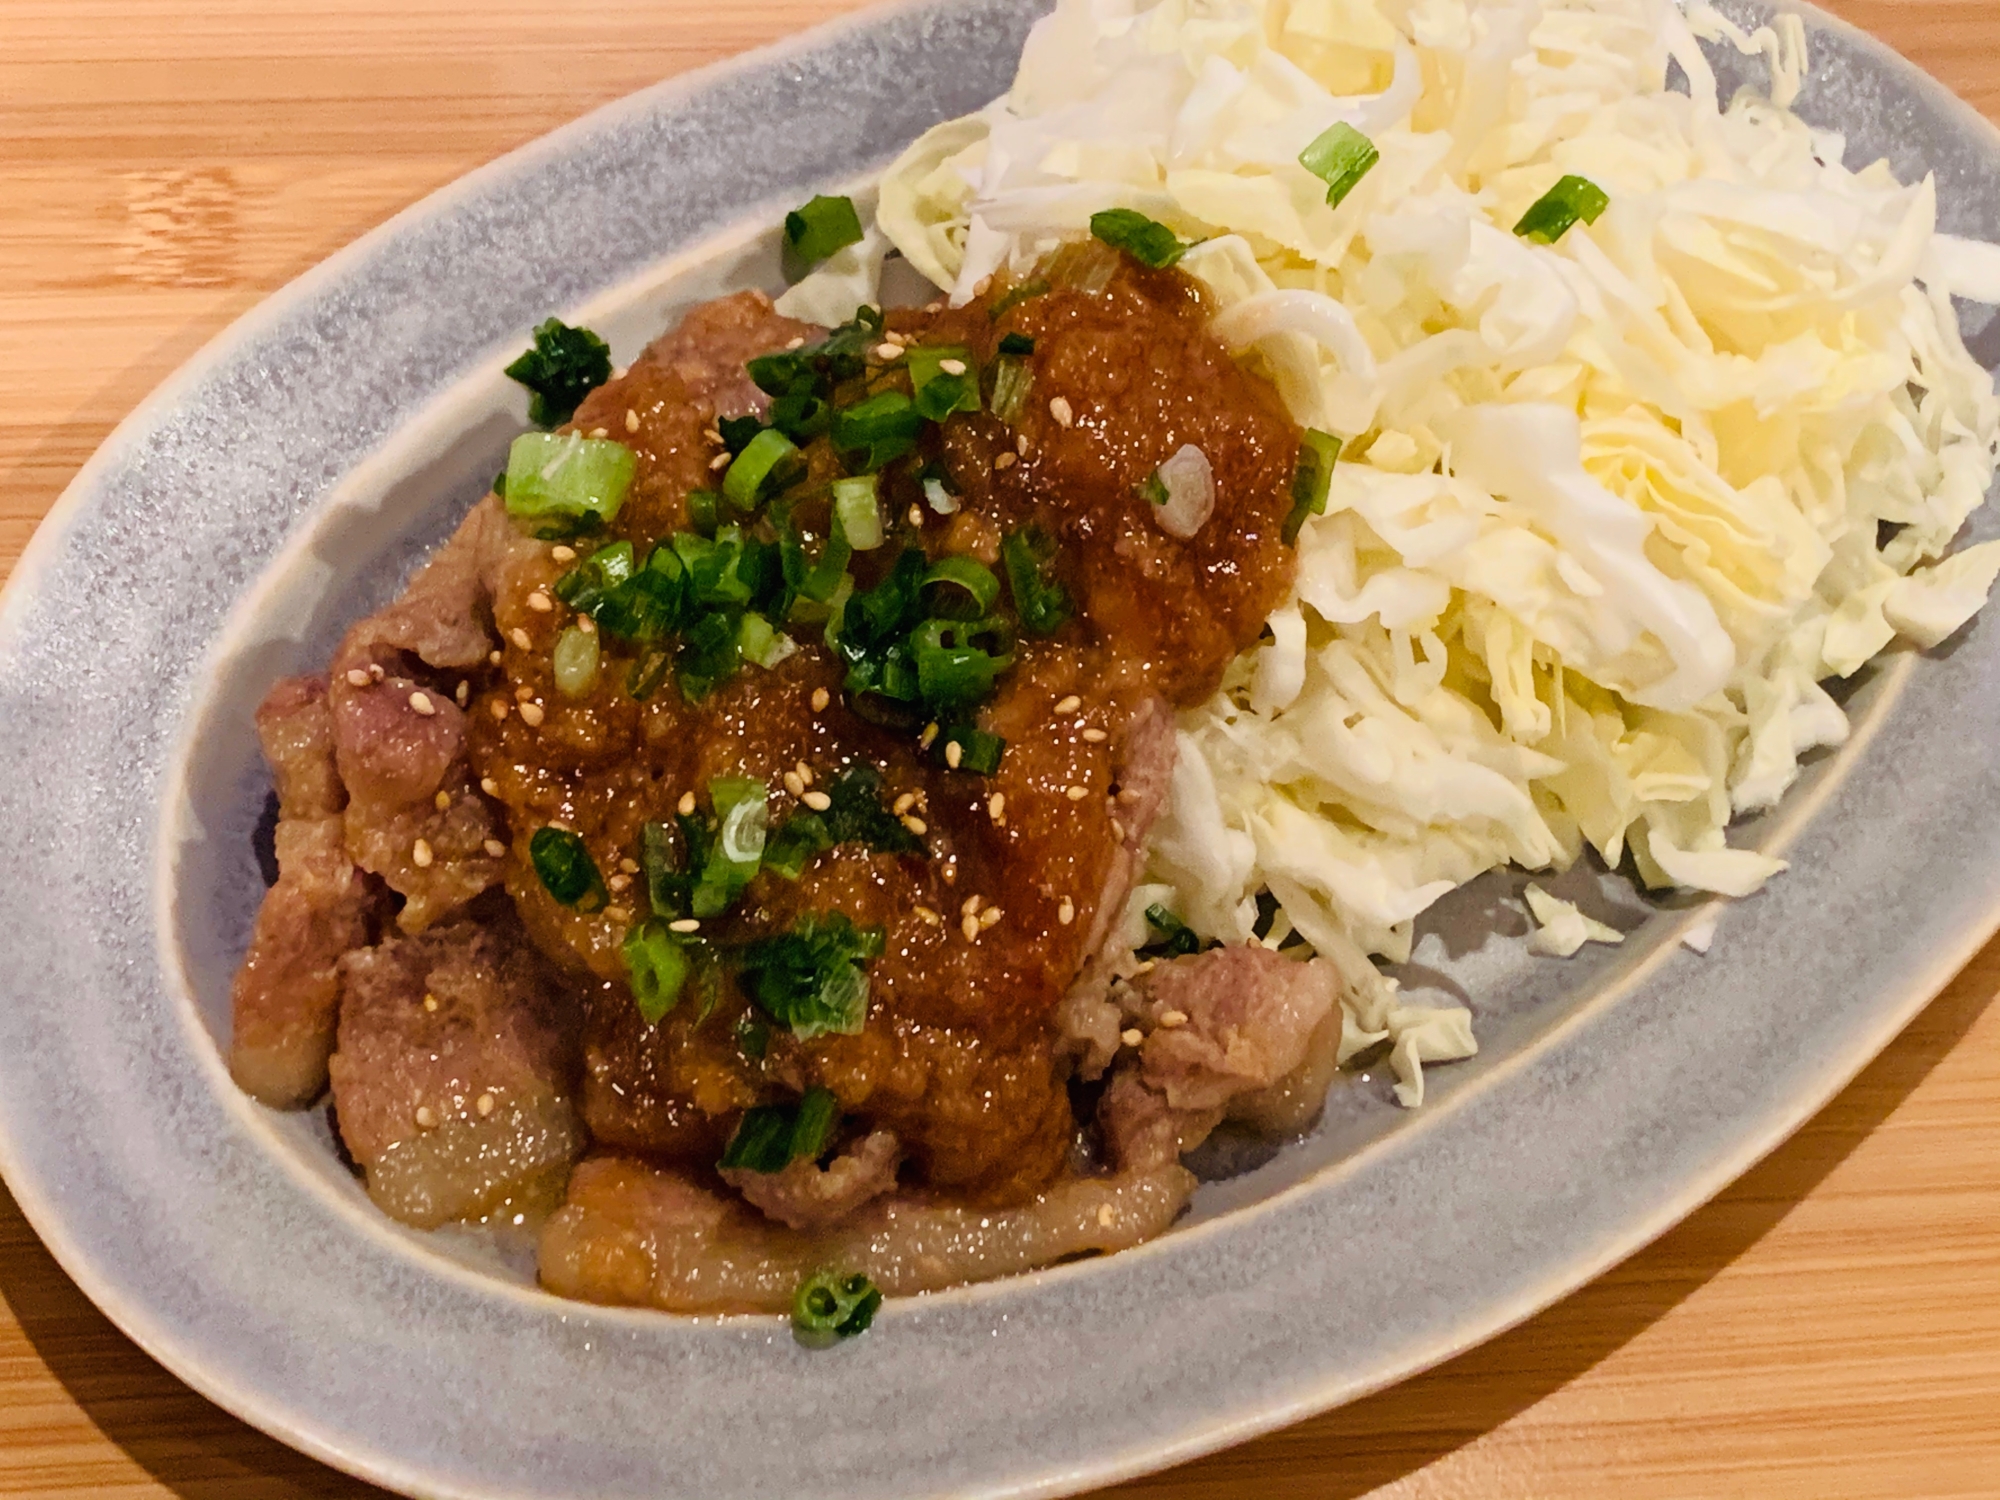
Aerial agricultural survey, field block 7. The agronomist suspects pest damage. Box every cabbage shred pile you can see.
[866,0,2000,1102]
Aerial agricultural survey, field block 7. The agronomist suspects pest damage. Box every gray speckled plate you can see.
[3,3,1998,1497]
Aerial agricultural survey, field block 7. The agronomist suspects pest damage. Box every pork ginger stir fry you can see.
[230,225,1363,1332]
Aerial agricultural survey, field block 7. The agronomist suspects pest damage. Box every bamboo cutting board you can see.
[2,3,1998,1496]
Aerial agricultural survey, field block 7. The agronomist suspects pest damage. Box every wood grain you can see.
[2,3,1997,1496]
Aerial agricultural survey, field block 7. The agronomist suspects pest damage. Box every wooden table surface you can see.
[3,2,1999,1496]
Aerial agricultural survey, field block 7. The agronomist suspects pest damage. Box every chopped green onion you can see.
[1137,469,1170,507]
[740,910,884,1040]
[792,1269,882,1349]
[783,195,865,266]
[1000,526,1073,636]
[719,1086,840,1174]
[553,540,636,615]
[723,427,801,510]
[832,390,925,471]
[997,332,1035,357]
[623,919,691,1024]
[529,826,605,911]
[933,725,1006,775]
[907,345,981,422]
[629,648,672,701]
[988,277,1050,321]
[1297,122,1380,209]
[1284,428,1342,545]
[502,432,637,526]
[989,357,1034,425]
[717,414,763,456]
[504,318,612,428]
[1089,208,1188,270]
[677,608,742,703]
[833,475,884,551]
[551,625,600,697]
[737,611,796,669]
[818,764,924,855]
[640,820,683,918]
[910,616,1014,715]
[685,489,720,534]
[1144,903,1203,956]
[762,810,835,880]
[590,546,685,644]
[736,1013,770,1060]
[1514,174,1611,244]
[780,506,853,605]
[715,779,769,866]
[920,555,1001,619]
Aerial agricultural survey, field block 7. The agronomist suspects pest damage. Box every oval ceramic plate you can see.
[3,2,1999,1497]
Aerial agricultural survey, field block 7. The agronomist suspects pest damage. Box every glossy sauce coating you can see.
[466,263,1301,1202]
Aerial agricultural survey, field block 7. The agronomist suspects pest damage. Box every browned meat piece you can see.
[722,1128,902,1232]
[230,677,385,1108]
[1099,945,1348,1171]
[326,498,532,932]
[329,914,585,1229]
[539,1153,1195,1313]
[467,262,1300,1210]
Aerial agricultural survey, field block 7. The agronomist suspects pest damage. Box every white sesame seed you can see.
[516,684,536,702]
[1066,784,1088,801]
[434,790,452,812]
[588,427,608,440]
[919,722,940,749]
[480,777,500,797]
[1120,1028,1144,1048]
[802,790,832,812]
[785,336,807,351]
[908,504,925,527]
[625,409,641,433]
[489,650,504,666]
[1098,1204,1116,1228]
[1049,396,1074,428]
[1082,727,1108,743]
[974,276,994,297]
[551,544,577,563]
[703,427,723,445]
[811,687,831,713]
[518,701,546,727]
[796,761,814,786]
[980,905,1002,929]
[1058,896,1075,926]
[1016,433,1030,457]
[874,342,902,361]
[784,770,806,798]
[941,863,957,883]
[416,1106,437,1129]
[988,793,1006,823]
[710,451,732,471]
[526,591,553,613]
[902,815,928,836]
[456,680,471,706]
[678,791,697,815]
[483,839,507,858]
[603,905,632,924]
[345,667,372,688]
[476,1092,497,1118]
[893,792,917,815]
[1110,818,1125,841]
[1133,959,1157,975]
[412,838,434,868]
[607,873,631,893]
[945,740,963,769]
[408,691,436,716]
[577,615,596,634]
[961,914,981,941]
[510,627,533,651]
[619,858,639,874]
[993,451,1016,471]
[669,918,701,934]
[1158,1009,1189,1028]
[422,992,439,1013]
[962,894,983,917]
[938,357,967,376]
[490,700,511,721]
[368,663,385,682]
[914,905,942,926]
[1054,695,1082,714]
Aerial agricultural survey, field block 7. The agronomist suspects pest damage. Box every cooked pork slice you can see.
[539,1154,1195,1314]
[329,914,585,1229]
[231,677,384,1108]
[1099,945,1348,1171]
[1056,696,1179,1079]
[722,1129,903,1232]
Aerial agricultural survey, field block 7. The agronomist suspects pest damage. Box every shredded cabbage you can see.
[875,0,2000,1104]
